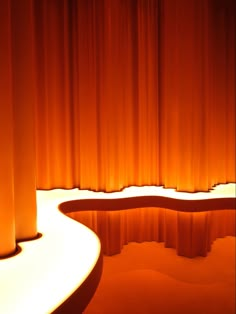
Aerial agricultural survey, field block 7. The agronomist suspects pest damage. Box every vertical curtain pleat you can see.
[1,0,234,258]
[160,0,216,191]
[76,0,100,189]
[0,0,15,257]
[209,0,236,186]
[136,0,159,186]
[35,0,73,188]
[11,0,37,241]
[0,0,37,257]
[34,0,235,192]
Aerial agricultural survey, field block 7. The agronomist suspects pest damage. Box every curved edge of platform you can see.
[0,191,103,314]
[1,184,234,313]
[59,195,236,213]
[57,184,235,258]
[53,249,103,313]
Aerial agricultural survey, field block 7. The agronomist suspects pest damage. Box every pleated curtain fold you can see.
[34,0,236,192]
[0,0,37,257]
[0,0,235,257]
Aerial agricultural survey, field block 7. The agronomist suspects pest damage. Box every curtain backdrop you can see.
[34,0,235,192]
[0,0,235,258]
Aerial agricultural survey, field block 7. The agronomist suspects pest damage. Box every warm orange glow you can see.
[1,0,235,257]
[0,185,234,312]
[11,0,37,242]
[0,0,37,257]
[0,0,15,257]
[0,3,235,312]
[84,239,235,314]
[34,0,236,192]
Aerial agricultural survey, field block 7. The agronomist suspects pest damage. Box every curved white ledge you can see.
[0,184,235,313]
[60,183,235,258]
[59,183,236,213]
[0,190,102,314]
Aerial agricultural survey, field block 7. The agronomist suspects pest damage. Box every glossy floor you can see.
[0,184,235,313]
[85,237,235,314]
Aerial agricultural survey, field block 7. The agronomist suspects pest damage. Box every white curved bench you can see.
[62,184,236,258]
[0,184,235,313]
[0,189,102,314]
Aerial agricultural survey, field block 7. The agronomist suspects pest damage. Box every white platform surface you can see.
[0,189,101,314]
[0,183,235,313]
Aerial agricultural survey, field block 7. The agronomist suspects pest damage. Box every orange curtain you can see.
[0,0,15,257]
[34,0,235,192]
[160,0,236,191]
[0,0,235,258]
[0,0,37,257]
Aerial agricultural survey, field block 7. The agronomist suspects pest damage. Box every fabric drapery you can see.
[0,0,15,256]
[0,0,37,257]
[0,0,235,257]
[34,0,235,192]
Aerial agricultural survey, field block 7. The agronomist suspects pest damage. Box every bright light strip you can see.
[0,183,235,314]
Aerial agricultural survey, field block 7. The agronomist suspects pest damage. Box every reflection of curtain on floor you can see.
[34,0,236,192]
[67,209,236,257]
